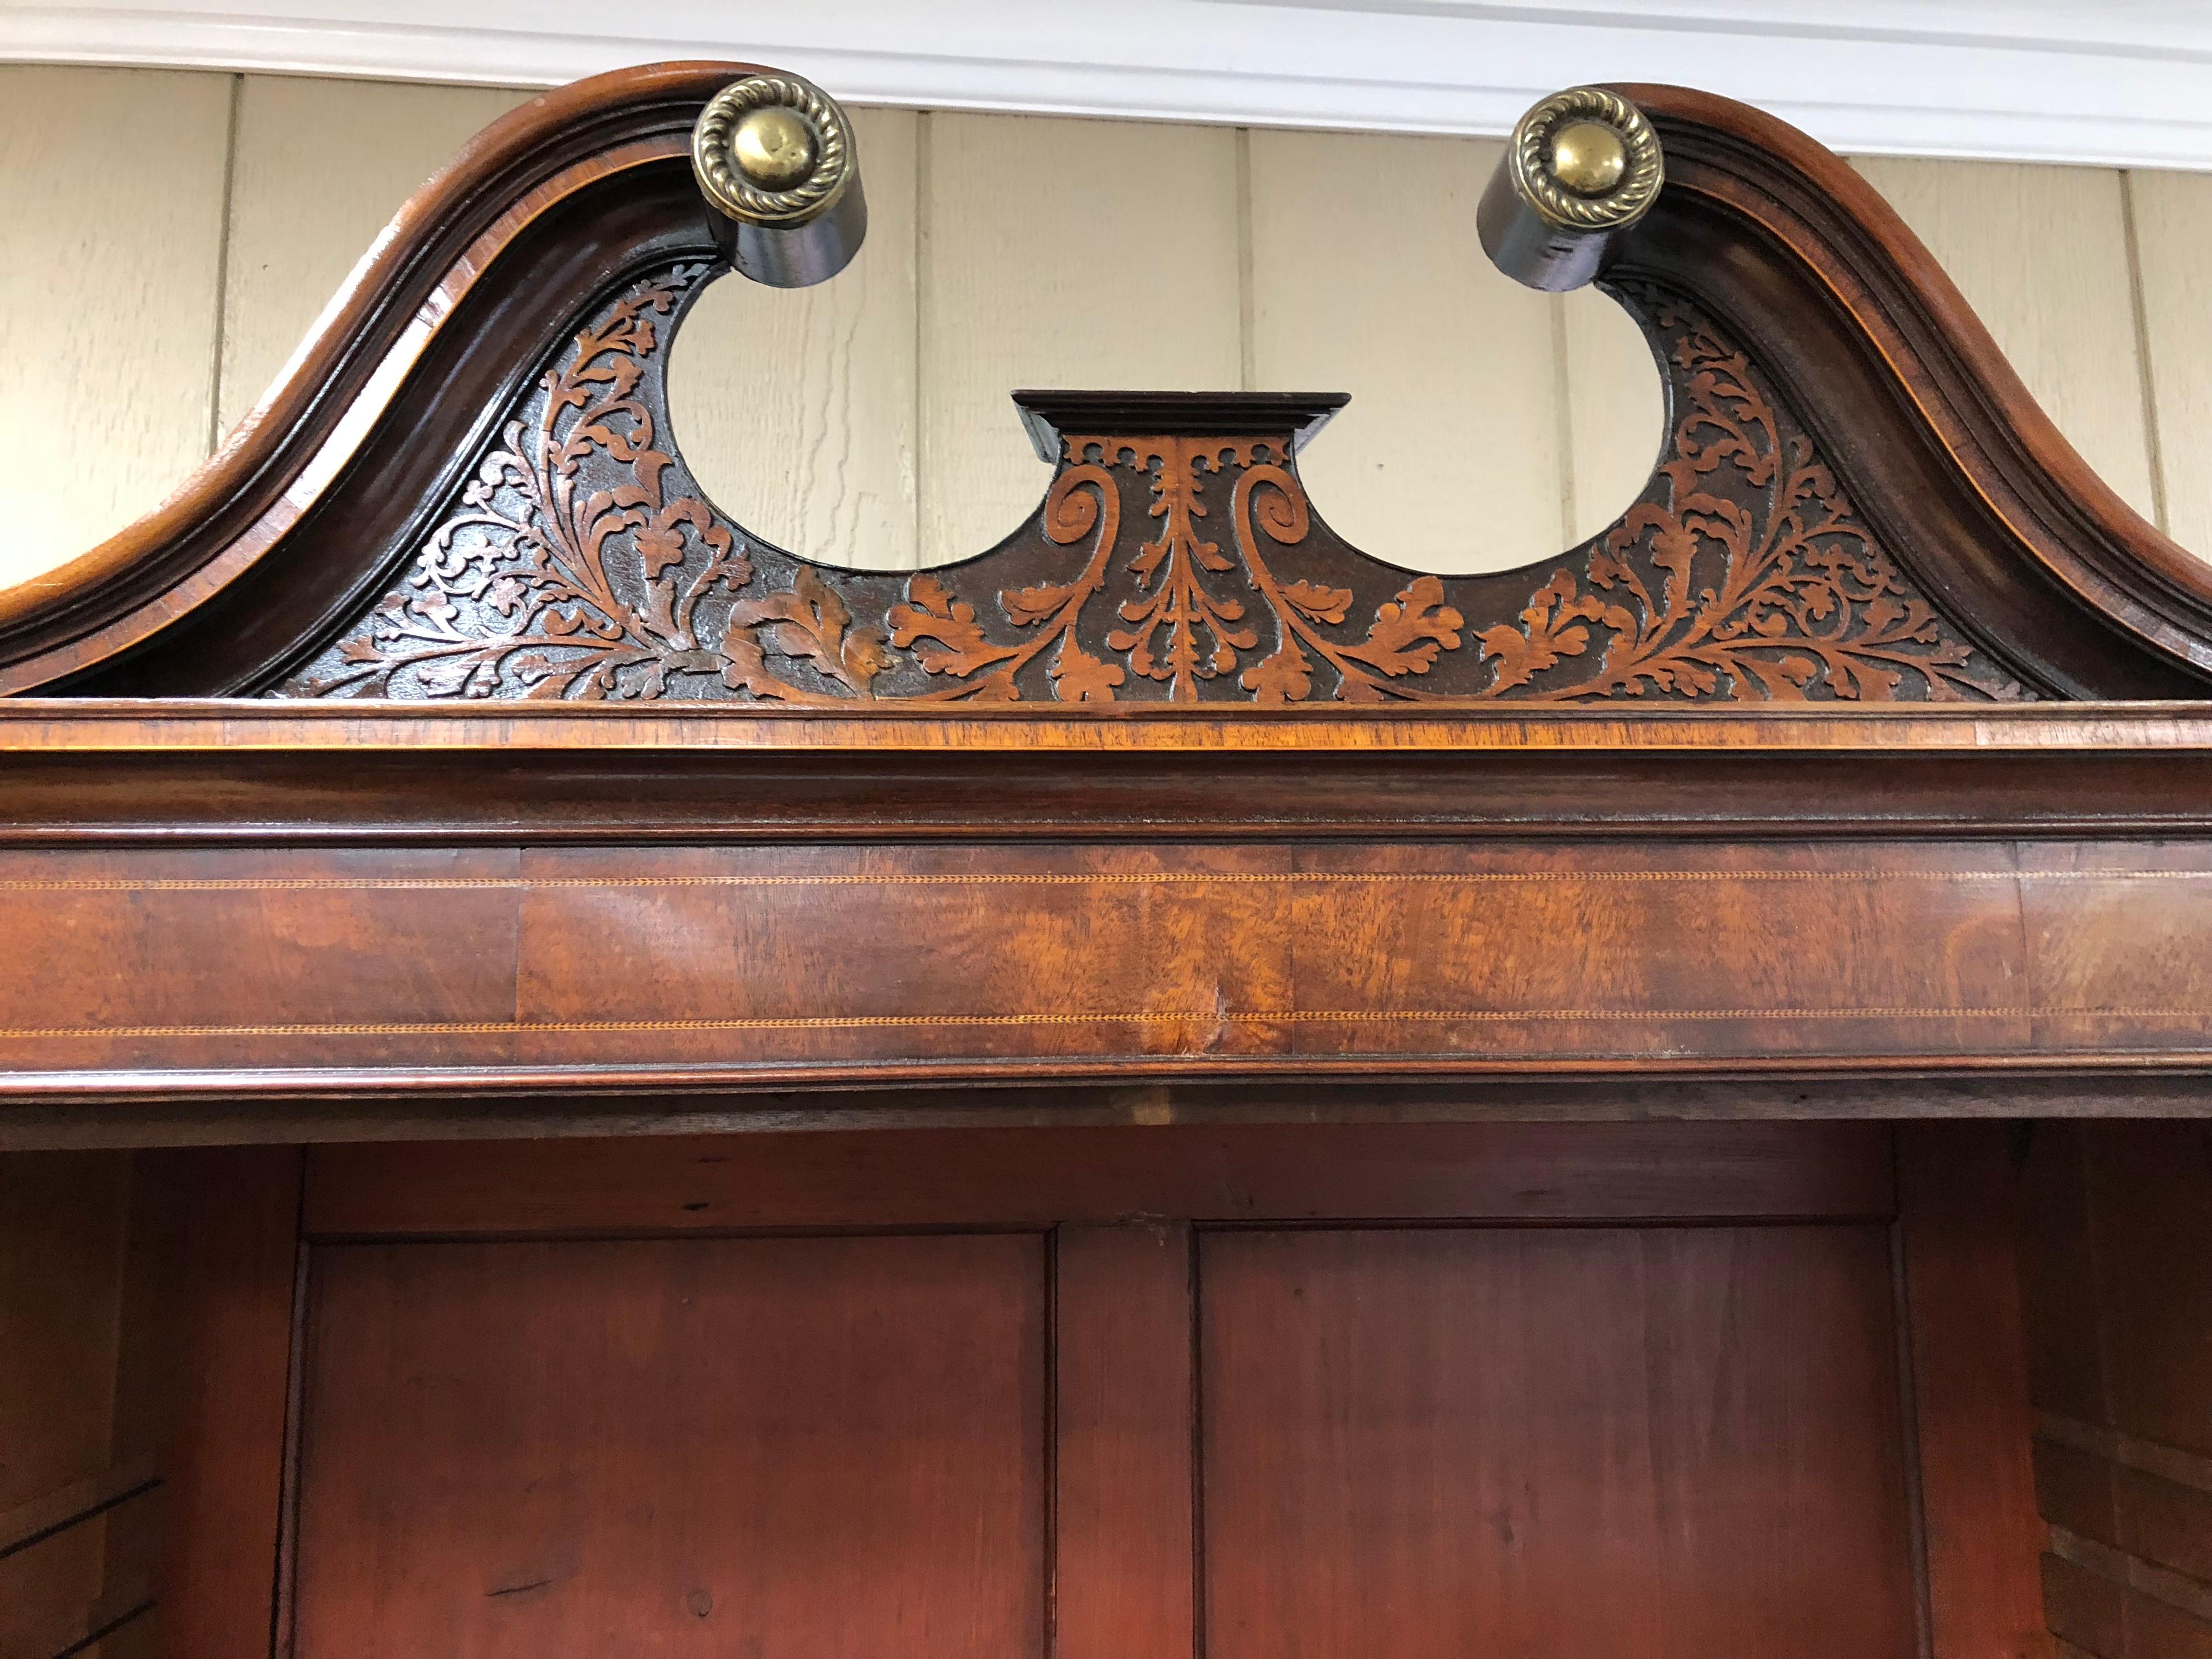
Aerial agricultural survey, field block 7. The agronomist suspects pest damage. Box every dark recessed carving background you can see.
[282,263,2028,704]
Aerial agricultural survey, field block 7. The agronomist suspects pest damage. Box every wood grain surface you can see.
[301,1121,1894,1237]
[1199,1223,1921,1657]
[13,63,2212,625]
[9,701,2212,854]
[1900,1124,2055,1659]
[292,1233,1046,1659]
[100,1124,2070,1659]
[1054,1224,1197,1659]
[0,1153,132,1657]
[0,838,2204,1085]
[134,1147,302,1659]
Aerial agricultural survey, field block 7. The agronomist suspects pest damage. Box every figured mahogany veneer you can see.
[0,702,2199,1140]
[0,700,2203,1140]
[2,838,2207,1075]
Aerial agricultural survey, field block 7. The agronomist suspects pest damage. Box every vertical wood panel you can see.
[0,1152,131,1655]
[0,1154,129,1509]
[2125,170,2212,563]
[670,108,919,570]
[148,1147,302,1659]
[294,1234,1045,1658]
[919,112,1242,566]
[1201,1224,1920,1659]
[1899,1123,2053,1659]
[1247,130,1567,573]
[100,1154,183,1659]
[1053,1224,1194,1659]
[2021,1121,2112,1427]
[2081,1126,2212,1463]
[0,65,231,592]
[1852,157,2159,523]
[220,75,531,434]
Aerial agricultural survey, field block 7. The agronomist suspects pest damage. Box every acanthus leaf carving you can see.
[285,266,2029,706]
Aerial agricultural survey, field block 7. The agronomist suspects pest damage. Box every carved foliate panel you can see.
[281,262,2027,704]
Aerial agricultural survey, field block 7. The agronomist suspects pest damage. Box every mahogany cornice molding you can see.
[4,701,2212,1146]
[7,702,2212,843]
[8,1,2212,169]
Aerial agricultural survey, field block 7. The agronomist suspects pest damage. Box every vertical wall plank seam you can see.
[2118,171,2173,538]
[206,72,245,458]
[1549,293,1578,552]
[912,110,933,570]
[1234,129,1256,394]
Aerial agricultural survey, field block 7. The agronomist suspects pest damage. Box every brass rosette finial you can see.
[1479,86,1665,292]
[692,73,868,288]
[1509,87,1663,234]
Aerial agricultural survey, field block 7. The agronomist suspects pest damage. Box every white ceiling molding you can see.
[8,0,2212,170]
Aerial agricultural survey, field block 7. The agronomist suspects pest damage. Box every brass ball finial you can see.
[731,105,819,190]
[1549,120,1627,198]
[693,73,868,287]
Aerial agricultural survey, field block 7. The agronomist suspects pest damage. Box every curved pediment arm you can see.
[1601,83,2212,698]
[0,61,752,696]
[2,65,2208,702]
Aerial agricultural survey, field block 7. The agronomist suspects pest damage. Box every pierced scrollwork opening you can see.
[284,264,2028,705]
[290,266,890,703]
[1452,295,2024,703]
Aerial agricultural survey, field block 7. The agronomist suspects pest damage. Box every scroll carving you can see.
[1463,297,2022,703]
[284,266,2027,704]
[289,266,894,703]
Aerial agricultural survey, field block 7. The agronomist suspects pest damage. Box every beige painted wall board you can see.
[219,75,533,435]
[918,112,1243,565]
[1851,155,2159,524]
[0,66,231,592]
[1246,129,1570,574]
[2126,168,2212,563]
[670,108,919,572]
[1561,285,1669,549]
